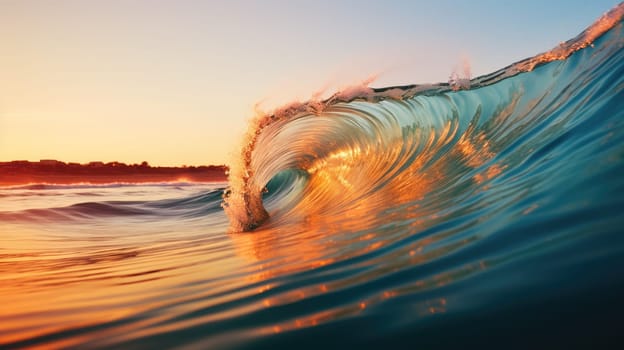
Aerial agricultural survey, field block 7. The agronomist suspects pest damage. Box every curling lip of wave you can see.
[222,3,624,232]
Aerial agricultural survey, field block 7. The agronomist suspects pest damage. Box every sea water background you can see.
[2,10,624,350]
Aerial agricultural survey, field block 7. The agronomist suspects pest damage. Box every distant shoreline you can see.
[0,160,228,186]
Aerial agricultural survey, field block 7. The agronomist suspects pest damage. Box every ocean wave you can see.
[0,189,226,222]
[223,3,624,232]
[3,4,624,348]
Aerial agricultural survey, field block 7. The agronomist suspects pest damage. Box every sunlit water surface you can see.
[3,9,624,350]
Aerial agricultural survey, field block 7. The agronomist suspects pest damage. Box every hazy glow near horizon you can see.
[0,0,619,166]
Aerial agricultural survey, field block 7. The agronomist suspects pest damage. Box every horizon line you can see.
[0,159,228,168]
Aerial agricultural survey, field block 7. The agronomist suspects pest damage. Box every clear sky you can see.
[0,0,620,166]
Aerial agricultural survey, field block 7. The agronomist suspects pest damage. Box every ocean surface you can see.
[3,5,624,349]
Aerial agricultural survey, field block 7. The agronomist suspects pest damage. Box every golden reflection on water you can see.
[0,220,248,348]
[0,126,505,346]
[229,125,503,334]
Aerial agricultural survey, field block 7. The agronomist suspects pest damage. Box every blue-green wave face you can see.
[224,5,624,234]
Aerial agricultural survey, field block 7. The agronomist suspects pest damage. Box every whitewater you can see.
[2,4,624,349]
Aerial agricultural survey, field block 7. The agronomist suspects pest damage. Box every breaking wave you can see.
[223,4,624,232]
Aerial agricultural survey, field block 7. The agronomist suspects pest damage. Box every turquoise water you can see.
[2,8,624,349]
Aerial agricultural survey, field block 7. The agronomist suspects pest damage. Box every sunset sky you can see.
[0,0,619,166]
